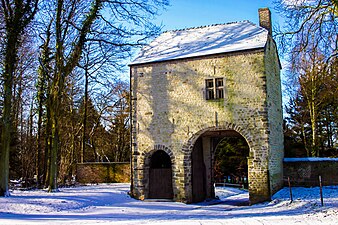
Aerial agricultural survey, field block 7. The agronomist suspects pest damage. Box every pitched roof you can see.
[130,20,268,65]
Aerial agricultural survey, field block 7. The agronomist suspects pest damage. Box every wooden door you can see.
[192,138,206,202]
[148,150,173,199]
[149,168,173,199]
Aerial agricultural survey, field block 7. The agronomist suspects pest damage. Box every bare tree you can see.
[276,0,338,157]
[35,18,53,188]
[298,48,329,156]
[0,0,39,197]
[274,0,337,65]
[284,44,338,157]
[40,0,168,191]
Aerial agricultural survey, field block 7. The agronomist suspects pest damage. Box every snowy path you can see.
[0,183,337,224]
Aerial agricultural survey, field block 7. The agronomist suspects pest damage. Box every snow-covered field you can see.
[0,183,337,225]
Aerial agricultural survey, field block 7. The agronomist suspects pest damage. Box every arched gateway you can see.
[129,8,284,204]
[183,125,263,203]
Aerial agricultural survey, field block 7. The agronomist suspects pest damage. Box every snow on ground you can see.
[0,183,337,225]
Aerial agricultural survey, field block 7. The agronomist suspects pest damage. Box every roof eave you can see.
[129,47,266,67]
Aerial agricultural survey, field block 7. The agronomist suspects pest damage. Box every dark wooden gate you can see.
[192,138,206,202]
[149,150,173,199]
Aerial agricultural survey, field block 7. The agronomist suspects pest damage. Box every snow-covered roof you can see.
[130,20,268,65]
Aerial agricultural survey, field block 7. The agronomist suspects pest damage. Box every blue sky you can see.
[155,0,282,31]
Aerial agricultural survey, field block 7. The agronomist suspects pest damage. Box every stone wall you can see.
[264,37,284,195]
[130,38,283,204]
[284,158,338,186]
[76,162,130,184]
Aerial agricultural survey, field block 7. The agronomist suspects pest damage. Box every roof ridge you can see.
[130,19,268,65]
[163,20,252,33]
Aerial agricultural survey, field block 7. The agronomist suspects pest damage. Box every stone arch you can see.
[184,123,254,153]
[182,122,256,203]
[142,145,175,199]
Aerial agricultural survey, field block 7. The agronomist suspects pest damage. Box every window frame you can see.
[205,78,224,100]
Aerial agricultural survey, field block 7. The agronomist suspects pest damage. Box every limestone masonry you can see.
[129,8,283,204]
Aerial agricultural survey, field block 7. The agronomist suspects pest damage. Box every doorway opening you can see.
[214,136,249,189]
[148,150,173,199]
[213,136,249,204]
[191,130,250,203]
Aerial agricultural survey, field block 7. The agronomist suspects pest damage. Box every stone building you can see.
[129,8,284,204]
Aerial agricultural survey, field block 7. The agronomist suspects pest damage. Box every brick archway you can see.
[182,123,265,204]
[183,123,254,152]
[142,145,176,199]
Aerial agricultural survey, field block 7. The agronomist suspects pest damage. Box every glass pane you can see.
[216,78,223,87]
[207,90,214,100]
[216,88,224,99]
[206,79,214,88]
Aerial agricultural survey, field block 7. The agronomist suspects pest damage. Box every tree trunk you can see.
[48,0,64,192]
[0,0,38,197]
[0,75,13,197]
[36,84,44,188]
[48,86,61,192]
[36,24,52,188]
[0,29,20,196]
[81,68,89,163]
[44,95,52,188]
